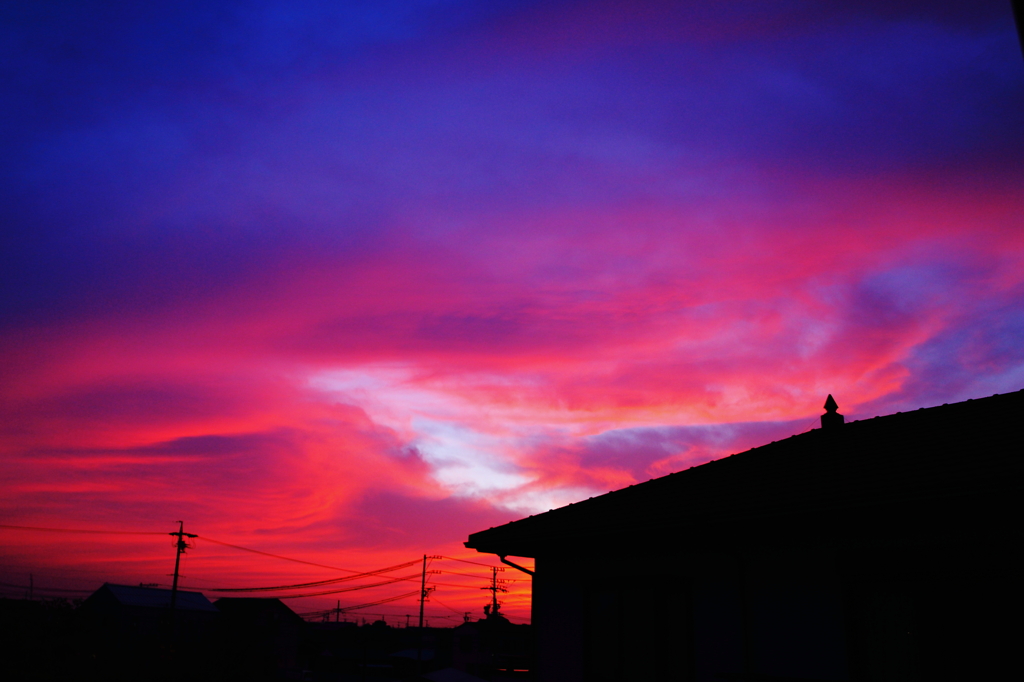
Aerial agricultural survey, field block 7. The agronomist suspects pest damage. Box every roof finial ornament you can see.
[821,394,844,429]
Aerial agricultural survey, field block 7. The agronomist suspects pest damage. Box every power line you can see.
[238,570,471,591]
[222,570,481,591]
[207,559,421,592]
[298,608,443,621]
[435,569,508,579]
[0,580,93,594]
[336,590,420,612]
[0,524,362,574]
[430,595,466,617]
[262,574,422,600]
[0,526,527,578]
[0,524,165,535]
[426,580,492,588]
[195,535,360,573]
[438,555,505,568]
[1,526,534,616]
[0,562,128,580]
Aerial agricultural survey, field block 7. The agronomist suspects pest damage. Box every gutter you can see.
[499,555,534,576]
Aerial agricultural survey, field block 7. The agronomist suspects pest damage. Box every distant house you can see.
[79,583,219,651]
[307,618,455,679]
[214,597,306,673]
[452,608,532,679]
[466,391,1024,681]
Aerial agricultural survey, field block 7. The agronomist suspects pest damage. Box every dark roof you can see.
[214,597,304,623]
[422,668,487,682]
[90,583,218,612]
[466,390,1024,558]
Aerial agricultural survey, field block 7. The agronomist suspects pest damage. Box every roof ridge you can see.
[465,389,1024,555]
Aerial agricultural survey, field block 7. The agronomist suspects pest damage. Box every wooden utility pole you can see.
[168,521,196,612]
[416,555,439,665]
[418,555,427,630]
[417,555,427,664]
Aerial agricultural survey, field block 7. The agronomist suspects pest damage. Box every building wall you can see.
[741,548,850,681]
[843,539,1020,681]
[533,555,587,682]
[533,547,852,682]
[532,531,1020,682]
[689,551,744,682]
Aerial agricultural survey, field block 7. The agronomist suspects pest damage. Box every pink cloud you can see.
[2,0,1022,623]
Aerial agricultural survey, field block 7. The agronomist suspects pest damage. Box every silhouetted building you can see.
[0,598,79,679]
[422,666,490,682]
[306,619,455,679]
[79,583,219,646]
[214,597,306,675]
[76,583,220,678]
[453,607,532,679]
[466,391,1024,681]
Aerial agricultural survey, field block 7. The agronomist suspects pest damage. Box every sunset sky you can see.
[2,0,1023,623]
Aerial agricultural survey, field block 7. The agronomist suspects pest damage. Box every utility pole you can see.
[481,566,508,618]
[416,555,439,665]
[490,567,499,615]
[418,555,427,664]
[168,521,196,613]
[418,555,427,630]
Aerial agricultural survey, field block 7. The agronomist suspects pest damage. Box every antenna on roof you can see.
[821,394,845,429]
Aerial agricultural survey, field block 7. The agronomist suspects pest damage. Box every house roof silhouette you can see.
[86,583,218,612]
[214,596,304,623]
[466,390,1024,559]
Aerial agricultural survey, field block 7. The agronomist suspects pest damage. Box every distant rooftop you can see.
[214,596,304,622]
[93,583,218,612]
